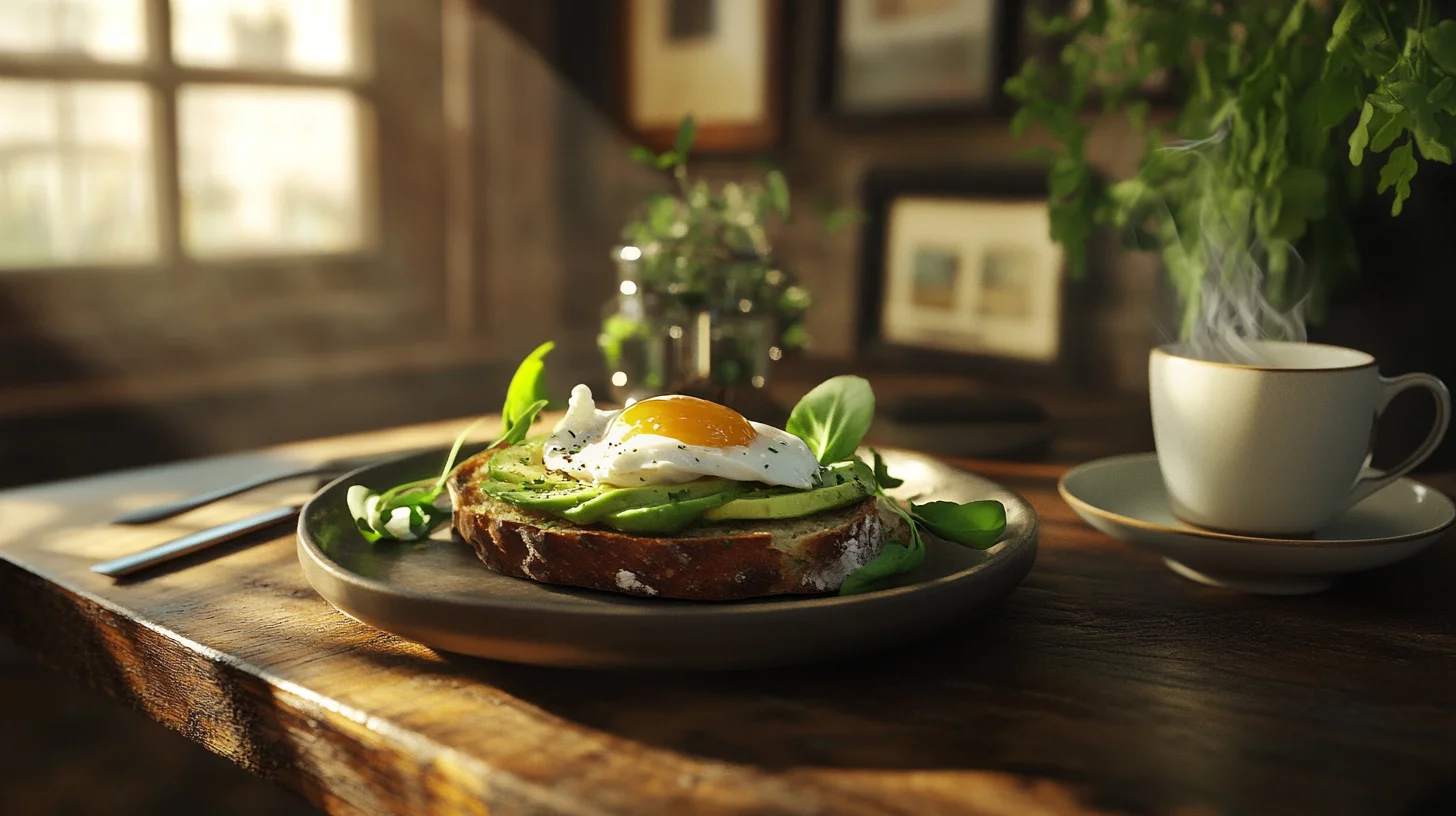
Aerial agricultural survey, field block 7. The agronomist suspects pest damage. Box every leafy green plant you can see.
[782,375,1008,595]
[608,117,858,389]
[1007,0,1456,333]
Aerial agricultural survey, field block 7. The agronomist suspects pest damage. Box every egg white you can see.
[543,385,819,489]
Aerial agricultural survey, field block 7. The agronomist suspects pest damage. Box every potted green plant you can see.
[601,116,855,406]
[1007,0,1456,336]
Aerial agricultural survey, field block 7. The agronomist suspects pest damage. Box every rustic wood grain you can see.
[1,418,1454,816]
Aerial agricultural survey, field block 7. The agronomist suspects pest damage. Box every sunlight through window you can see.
[170,0,357,75]
[179,86,362,256]
[0,0,147,63]
[0,79,156,266]
[0,0,370,270]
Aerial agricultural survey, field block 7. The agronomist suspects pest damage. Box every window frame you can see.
[0,0,380,276]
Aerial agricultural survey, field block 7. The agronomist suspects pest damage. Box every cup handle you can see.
[1348,373,1452,505]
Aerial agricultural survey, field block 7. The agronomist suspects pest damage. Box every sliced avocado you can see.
[704,459,874,521]
[487,440,550,484]
[601,485,752,535]
[812,459,872,489]
[481,480,604,513]
[561,477,736,523]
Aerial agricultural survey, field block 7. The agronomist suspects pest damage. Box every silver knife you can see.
[91,505,302,579]
[109,446,438,525]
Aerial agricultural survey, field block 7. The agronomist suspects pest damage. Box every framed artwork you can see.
[819,0,1019,120]
[858,168,1069,374]
[620,0,783,153]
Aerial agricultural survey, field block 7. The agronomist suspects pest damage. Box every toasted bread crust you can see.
[447,449,889,600]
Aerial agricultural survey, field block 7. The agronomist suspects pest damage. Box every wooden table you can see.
[1,418,1454,816]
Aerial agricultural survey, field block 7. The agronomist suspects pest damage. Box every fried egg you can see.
[543,385,819,489]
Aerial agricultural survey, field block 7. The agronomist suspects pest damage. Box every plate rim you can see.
[1058,452,1456,549]
[297,446,1039,618]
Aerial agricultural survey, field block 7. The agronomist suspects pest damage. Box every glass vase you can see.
[599,248,778,406]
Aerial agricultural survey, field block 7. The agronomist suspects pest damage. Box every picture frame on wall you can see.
[858,168,1071,376]
[620,0,783,153]
[819,0,1019,120]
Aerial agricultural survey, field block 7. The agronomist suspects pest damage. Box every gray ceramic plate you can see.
[297,446,1038,669]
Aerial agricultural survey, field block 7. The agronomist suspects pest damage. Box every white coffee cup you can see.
[1149,341,1451,536]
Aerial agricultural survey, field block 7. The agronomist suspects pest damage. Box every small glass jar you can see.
[599,247,777,405]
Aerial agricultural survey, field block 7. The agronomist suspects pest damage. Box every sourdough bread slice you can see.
[447,448,898,600]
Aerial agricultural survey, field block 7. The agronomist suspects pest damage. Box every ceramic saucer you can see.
[1059,453,1456,595]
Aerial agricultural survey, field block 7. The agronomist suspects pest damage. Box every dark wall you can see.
[545,0,1160,391]
[1313,161,1456,471]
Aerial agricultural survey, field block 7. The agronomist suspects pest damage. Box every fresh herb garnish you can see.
[348,342,555,542]
[497,341,554,449]
[780,376,1007,594]
[871,449,904,489]
[785,375,875,464]
[839,456,1006,596]
[1007,1,1456,328]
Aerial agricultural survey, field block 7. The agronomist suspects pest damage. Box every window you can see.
[0,0,372,269]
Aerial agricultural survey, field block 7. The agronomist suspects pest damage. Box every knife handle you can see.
[110,469,329,525]
[92,505,302,579]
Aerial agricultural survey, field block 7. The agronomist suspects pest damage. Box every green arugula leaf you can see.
[1367,92,1403,115]
[1050,155,1084,200]
[629,146,658,167]
[1369,109,1408,152]
[1415,129,1454,164]
[838,541,923,596]
[1274,0,1307,47]
[765,169,790,217]
[347,484,449,544]
[1377,141,1418,215]
[647,194,678,236]
[346,485,389,543]
[910,500,1007,549]
[1349,101,1375,165]
[1424,20,1456,75]
[817,204,864,233]
[1429,77,1456,111]
[500,341,553,444]
[654,151,681,170]
[869,449,903,489]
[1327,1,1360,53]
[1009,108,1031,137]
[785,375,875,465]
[673,115,697,158]
[498,399,548,449]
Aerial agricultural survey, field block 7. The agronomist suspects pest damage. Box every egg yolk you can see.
[614,395,758,448]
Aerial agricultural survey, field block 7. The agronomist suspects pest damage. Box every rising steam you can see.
[1142,126,1310,365]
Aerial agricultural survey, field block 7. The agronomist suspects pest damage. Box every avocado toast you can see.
[347,341,1008,601]
[447,440,903,600]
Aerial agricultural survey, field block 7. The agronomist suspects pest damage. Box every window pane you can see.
[0,80,157,268]
[0,0,147,62]
[178,86,363,256]
[170,0,357,75]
